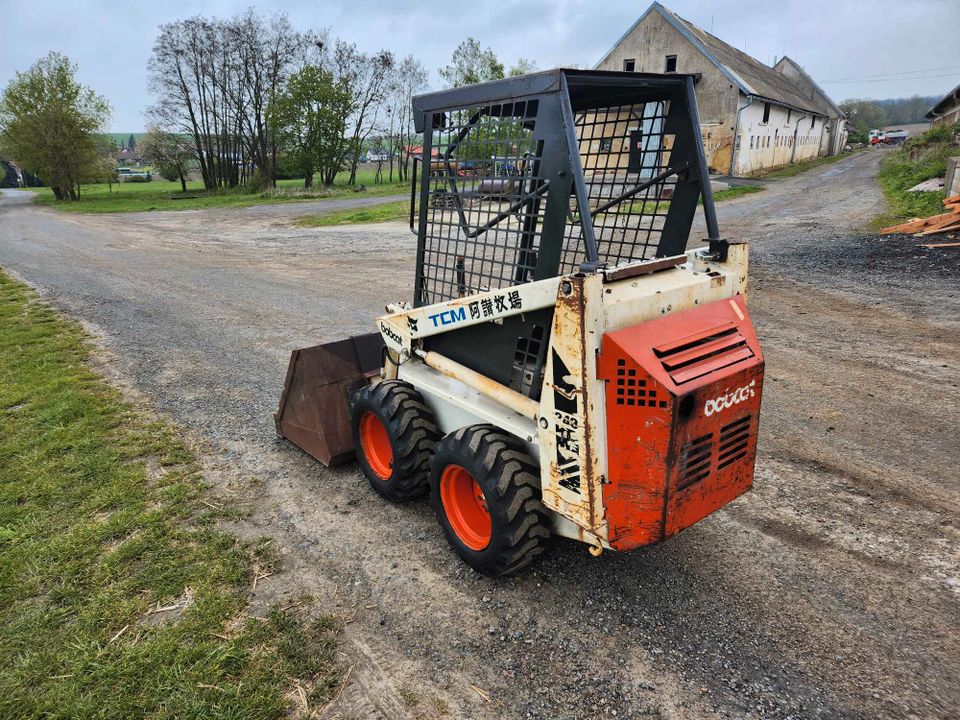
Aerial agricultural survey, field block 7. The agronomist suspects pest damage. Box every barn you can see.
[594,2,847,176]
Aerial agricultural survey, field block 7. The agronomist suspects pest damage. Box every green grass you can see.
[292,185,763,229]
[30,168,407,214]
[874,123,959,228]
[712,184,764,202]
[753,148,864,179]
[295,199,410,227]
[0,270,341,718]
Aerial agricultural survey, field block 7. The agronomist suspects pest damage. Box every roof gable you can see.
[596,2,826,116]
[926,82,960,119]
[773,56,843,117]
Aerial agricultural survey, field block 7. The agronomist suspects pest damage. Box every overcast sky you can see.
[1,0,957,131]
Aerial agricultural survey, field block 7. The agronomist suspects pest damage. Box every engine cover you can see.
[597,295,764,551]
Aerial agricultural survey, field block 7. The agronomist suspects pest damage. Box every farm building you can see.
[925,82,960,128]
[595,2,847,176]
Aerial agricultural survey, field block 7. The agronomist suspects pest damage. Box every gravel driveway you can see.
[1,150,957,720]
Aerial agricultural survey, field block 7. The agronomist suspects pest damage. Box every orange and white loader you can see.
[275,69,764,576]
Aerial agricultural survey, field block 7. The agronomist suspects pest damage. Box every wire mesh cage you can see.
[411,70,715,307]
[420,100,544,305]
[560,100,676,274]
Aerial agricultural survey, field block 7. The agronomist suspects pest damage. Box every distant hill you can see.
[104,133,146,149]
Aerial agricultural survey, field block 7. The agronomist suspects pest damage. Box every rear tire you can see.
[430,425,550,576]
[352,380,440,502]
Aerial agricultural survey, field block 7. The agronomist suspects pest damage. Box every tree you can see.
[270,65,353,188]
[139,126,194,192]
[838,99,889,143]
[508,58,538,77]
[385,55,428,183]
[147,11,310,191]
[0,52,110,200]
[335,42,395,185]
[439,38,504,88]
[127,133,136,151]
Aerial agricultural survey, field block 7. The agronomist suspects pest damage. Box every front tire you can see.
[430,425,550,576]
[352,380,440,502]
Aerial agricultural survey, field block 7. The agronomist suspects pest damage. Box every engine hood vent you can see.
[653,321,755,385]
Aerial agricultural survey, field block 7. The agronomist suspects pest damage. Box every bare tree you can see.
[386,55,428,184]
[335,42,394,185]
[147,11,309,191]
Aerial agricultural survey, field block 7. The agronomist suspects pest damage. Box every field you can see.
[0,271,341,718]
[31,168,407,214]
[290,184,763,228]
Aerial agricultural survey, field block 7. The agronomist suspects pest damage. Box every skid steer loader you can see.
[275,69,764,576]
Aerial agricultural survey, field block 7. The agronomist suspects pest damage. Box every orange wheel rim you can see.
[359,412,393,480]
[440,464,491,551]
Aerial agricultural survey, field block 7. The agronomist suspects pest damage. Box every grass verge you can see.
[0,270,340,718]
[294,186,763,229]
[712,184,763,202]
[30,168,406,214]
[295,199,409,227]
[753,148,864,179]
[873,123,959,228]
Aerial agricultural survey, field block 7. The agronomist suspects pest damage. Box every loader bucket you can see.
[274,333,384,466]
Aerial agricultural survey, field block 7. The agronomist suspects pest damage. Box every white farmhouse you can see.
[595,2,847,176]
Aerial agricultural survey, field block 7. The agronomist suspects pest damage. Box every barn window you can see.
[762,102,771,123]
[599,138,613,152]
[664,55,677,73]
[623,58,635,72]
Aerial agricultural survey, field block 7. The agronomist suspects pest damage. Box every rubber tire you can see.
[352,380,440,502]
[430,425,551,576]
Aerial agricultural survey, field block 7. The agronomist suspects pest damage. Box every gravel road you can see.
[1,150,957,719]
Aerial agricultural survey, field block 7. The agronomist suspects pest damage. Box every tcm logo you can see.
[704,379,756,417]
[380,322,403,346]
[428,307,466,327]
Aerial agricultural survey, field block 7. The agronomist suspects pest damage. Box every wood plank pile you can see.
[880,194,960,236]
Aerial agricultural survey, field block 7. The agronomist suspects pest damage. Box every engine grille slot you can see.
[718,415,751,469]
[614,358,668,408]
[677,433,713,490]
[653,322,755,385]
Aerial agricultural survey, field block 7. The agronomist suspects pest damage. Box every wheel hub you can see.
[440,464,491,551]
[359,412,393,480]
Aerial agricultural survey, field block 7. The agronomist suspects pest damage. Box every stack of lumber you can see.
[881,194,960,235]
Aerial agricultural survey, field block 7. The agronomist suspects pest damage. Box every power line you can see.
[821,65,960,83]
[822,72,960,84]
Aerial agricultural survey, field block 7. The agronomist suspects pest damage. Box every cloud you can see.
[1,0,957,131]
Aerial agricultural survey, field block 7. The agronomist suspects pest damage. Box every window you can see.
[811,116,816,129]
[749,136,754,149]
[762,102,771,123]
[664,55,677,73]
[787,109,792,124]
[599,138,613,152]
[623,58,635,72]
